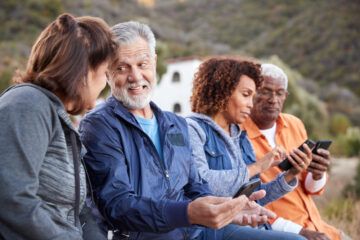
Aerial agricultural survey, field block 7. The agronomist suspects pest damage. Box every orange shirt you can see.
[242,113,340,240]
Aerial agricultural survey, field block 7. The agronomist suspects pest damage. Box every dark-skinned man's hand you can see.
[299,227,331,240]
[307,148,330,180]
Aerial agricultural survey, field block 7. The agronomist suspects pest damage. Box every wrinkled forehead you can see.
[119,37,152,57]
[118,52,150,63]
[263,76,286,90]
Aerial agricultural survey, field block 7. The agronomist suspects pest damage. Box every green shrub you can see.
[332,127,360,157]
[345,127,360,157]
[331,134,349,156]
[329,113,352,136]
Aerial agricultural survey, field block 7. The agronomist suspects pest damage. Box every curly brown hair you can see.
[191,57,263,116]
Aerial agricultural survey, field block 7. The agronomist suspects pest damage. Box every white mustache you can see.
[126,80,151,90]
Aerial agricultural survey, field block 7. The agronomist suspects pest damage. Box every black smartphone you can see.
[233,178,261,198]
[312,140,332,154]
[312,140,332,163]
[278,139,316,171]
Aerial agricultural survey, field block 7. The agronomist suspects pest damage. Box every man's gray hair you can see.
[261,63,288,90]
[111,21,156,58]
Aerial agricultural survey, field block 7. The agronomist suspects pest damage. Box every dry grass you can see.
[319,195,360,239]
[313,157,360,239]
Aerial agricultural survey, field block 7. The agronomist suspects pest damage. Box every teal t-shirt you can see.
[134,114,164,165]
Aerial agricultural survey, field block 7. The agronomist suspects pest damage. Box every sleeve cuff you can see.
[164,200,192,229]
[278,171,298,192]
[272,217,303,233]
[304,172,327,193]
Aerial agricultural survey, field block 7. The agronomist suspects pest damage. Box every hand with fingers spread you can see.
[248,145,286,178]
[284,143,312,182]
[232,190,276,227]
[308,149,330,180]
[187,195,248,229]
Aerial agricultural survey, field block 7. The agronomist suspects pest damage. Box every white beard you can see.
[112,80,154,109]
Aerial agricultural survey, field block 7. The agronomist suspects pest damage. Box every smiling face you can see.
[219,75,256,125]
[250,76,288,129]
[108,37,156,110]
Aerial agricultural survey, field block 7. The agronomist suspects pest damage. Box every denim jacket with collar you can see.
[186,113,297,207]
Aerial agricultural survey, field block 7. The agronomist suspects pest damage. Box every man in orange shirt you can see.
[242,63,343,240]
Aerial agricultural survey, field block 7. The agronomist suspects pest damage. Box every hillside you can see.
[0,0,359,124]
[153,0,359,90]
[152,0,360,122]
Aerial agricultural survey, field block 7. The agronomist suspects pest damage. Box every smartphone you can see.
[278,139,316,171]
[312,140,332,163]
[233,178,261,198]
[313,140,332,154]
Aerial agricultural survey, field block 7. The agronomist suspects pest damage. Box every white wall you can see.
[152,59,202,116]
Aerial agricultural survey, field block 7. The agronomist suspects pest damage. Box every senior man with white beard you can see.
[79,21,276,240]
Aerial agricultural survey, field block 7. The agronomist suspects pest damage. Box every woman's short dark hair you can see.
[191,57,263,116]
[15,13,118,115]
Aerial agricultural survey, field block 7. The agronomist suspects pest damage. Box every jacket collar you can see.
[107,95,174,130]
[4,83,77,133]
[187,112,242,139]
[243,113,288,140]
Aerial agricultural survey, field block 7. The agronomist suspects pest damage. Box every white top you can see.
[272,217,303,233]
[259,123,277,148]
[305,172,326,193]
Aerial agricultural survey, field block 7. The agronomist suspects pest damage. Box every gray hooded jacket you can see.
[0,84,86,240]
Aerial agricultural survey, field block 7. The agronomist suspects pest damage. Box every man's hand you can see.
[299,227,331,240]
[285,143,312,182]
[187,195,248,229]
[248,189,266,202]
[249,145,286,178]
[231,191,276,228]
[307,149,330,180]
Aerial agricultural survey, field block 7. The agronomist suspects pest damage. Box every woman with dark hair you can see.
[187,57,311,240]
[0,13,117,239]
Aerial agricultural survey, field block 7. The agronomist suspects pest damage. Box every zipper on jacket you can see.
[131,116,171,187]
[138,130,171,186]
[164,170,169,180]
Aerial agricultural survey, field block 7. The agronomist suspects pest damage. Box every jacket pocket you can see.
[204,145,232,170]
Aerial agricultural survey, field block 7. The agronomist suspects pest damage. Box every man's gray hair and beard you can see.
[112,79,155,110]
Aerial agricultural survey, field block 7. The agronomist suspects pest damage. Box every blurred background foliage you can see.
[0,0,359,158]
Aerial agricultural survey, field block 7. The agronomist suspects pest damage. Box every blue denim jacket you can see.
[187,113,297,205]
[187,113,298,238]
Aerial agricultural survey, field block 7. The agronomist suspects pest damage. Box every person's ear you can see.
[284,91,289,100]
[105,70,112,83]
[154,54,157,68]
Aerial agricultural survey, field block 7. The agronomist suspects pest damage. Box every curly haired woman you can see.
[186,58,310,240]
